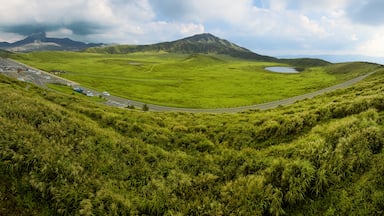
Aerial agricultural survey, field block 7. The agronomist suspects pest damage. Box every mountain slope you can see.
[0,32,103,52]
[0,49,13,58]
[1,67,384,215]
[86,33,277,61]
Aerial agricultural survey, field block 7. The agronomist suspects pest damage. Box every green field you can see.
[13,51,378,108]
[46,83,107,103]
[1,68,384,215]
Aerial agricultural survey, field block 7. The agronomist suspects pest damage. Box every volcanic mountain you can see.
[1,32,329,66]
[0,32,103,52]
[86,33,277,61]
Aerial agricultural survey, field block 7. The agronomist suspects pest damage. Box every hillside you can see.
[1,66,384,215]
[85,33,331,66]
[0,49,12,58]
[0,32,103,52]
[280,58,332,71]
[86,33,277,61]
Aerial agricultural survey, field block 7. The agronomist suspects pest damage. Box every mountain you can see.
[0,32,103,52]
[0,49,13,58]
[0,42,10,47]
[86,33,277,61]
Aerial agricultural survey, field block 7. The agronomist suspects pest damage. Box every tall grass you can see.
[1,66,384,215]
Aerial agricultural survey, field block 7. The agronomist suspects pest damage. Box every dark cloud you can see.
[1,21,106,37]
[0,0,121,39]
[2,25,51,36]
[67,22,106,35]
[347,0,384,25]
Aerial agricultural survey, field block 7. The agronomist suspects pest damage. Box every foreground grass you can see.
[1,67,384,215]
[12,51,379,108]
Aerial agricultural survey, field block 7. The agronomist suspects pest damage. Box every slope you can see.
[1,66,384,215]
[280,57,332,71]
[86,33,277,61]
[0,32,103,52]
[0,49,13,58]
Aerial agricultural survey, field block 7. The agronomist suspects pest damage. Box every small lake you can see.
[265,66,299,74]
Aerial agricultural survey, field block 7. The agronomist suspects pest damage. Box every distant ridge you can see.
[0,48,13,58]
[0,32,103,52]
[1,32,333,66]
[86,33,277,61]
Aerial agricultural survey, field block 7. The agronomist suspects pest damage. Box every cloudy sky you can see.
[0,0,384,62]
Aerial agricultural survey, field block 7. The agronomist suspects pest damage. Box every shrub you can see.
[142,104,149,111]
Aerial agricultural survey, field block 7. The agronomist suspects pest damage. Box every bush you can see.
[142,104,149,111]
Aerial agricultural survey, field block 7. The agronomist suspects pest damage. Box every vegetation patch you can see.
[1,68,384,215]
[46,83,106,103]
[11,51,380,108]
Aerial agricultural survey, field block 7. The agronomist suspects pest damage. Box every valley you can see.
[11,51,379,109]
[0,55,379,113]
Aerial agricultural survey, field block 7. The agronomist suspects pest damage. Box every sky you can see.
[0,0,384,62]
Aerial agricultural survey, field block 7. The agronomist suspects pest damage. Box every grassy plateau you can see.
[1,66,384,215]
[12,51,379,108]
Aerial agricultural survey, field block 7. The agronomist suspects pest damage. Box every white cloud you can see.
[299,15,327,36]
[0,0,384,60]
[0,32,24,43]
[179,23,205,35]
[192,0,255,23]
[149,0,255,24]
[355,31,384,56]
[268,0,287,11]
[351,34,359,41]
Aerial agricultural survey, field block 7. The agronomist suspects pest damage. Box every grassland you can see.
[1,67,384,215]
[12,51,379,108]
[46,83,106,103]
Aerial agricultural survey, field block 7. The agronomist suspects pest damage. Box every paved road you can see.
[101,70,378,113]
[2,57,378,113]
[5,58,78,87]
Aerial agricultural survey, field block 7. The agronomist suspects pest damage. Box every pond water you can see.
[265,66,298,73]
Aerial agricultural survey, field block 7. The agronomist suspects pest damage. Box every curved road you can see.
[3,58,378,113]
[103,70,378,113]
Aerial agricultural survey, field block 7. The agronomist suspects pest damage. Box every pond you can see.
[265,66,299,74]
